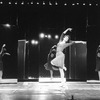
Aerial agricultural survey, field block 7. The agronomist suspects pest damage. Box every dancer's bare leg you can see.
[50,70,53,80]
[0,70,2,80]
[59,68,65,85]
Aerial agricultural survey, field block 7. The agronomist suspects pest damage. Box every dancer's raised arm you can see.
[59,28,72,42]
[0,44,6,54]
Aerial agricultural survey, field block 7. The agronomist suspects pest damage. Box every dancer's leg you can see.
[0,70,2,80]
[59,68,65,84]
[50,70,53,80]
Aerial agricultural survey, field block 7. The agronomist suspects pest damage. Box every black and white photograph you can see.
[0,0,100,100]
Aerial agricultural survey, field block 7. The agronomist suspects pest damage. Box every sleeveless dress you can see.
[51,42,69,69]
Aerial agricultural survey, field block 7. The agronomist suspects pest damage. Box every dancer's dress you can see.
[44,48,59,71]
[51,42,69,69]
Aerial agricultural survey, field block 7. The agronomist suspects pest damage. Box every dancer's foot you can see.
[50,77,53,80]
[60,84,68,89]
[63,66,67,71]
[60,82,67,88]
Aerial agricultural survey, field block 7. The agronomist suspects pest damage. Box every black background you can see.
[0,0,99,80]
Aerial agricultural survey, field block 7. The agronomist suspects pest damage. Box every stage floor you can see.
[0,79,100,100]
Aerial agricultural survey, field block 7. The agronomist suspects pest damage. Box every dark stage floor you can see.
[0,78,100,100]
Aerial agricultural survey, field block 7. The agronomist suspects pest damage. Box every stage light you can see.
[15,2,17,5]
[43,1,45,5]
[83,3,85,5]
[64,3,67,6]
[89,3,92,6]
[31,40,35,44]
[35,40,39,45]
[31,2,33,4]
[31,40,38,45]
[8,2,11,4]
[55,35,59,39]
[72,3,75,6]
[55,2,58,5]
[37,2,39,5]
[0,1,3,4]
[45,35,47,37]
[39,33,45,39]
[49,1,52,5]
[3,23,11,28]
[21,1,24,5]
[96,4,98,6]
[76,3,79,5]
[47,34,51,39]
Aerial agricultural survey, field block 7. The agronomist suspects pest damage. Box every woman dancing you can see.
[51,28,75,85]
[44,45,59,79]
[0,44,10,80]
[51,28,85,85]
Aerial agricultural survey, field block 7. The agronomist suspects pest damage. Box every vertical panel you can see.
[27,42,39,79]
[18,40,26,80]
[68,44,76,79]
[75,43,87,80]
[68,42,87,81]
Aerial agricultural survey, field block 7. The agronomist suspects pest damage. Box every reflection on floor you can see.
[39,77,66,83]
[0,78,100,100]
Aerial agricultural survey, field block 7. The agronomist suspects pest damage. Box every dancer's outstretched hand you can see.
[63,66,67,71]
[63,28,72,34]
[67,28,72,32]
[3,44,6,47]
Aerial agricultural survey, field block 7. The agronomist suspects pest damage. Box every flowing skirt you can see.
[44,62,53,70]
[44,62,59,71]
[51,51,65,69]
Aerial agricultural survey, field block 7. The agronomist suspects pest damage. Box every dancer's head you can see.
[63,35,70,43]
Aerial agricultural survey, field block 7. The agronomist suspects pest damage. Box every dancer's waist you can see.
[56,51,64,56]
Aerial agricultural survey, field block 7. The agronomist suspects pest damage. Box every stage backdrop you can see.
[67,42,87,81]
[17,39,87,81]
[39,39,87,81]
[17,40,39,81]
[39,38,59,78]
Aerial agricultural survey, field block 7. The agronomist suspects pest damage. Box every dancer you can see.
[95,44,100,80]
[44,45,59,79]
[51,27,87,85]
[0,44,10,80]
[51,28,75,85]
